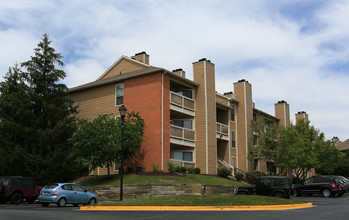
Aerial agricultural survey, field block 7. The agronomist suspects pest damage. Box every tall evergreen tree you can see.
[0,64,32,175]
[0,34,81,184]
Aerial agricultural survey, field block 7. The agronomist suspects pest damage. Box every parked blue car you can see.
[38,183,98,207]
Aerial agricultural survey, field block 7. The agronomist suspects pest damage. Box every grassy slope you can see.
[98,195,306,206]
[78,173,247,186]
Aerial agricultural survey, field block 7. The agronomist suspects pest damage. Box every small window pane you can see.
[116,84,124,105]
[173,152,182,160]
[71,184,85,192]
[183,152,193,161]
[231,131,236,148]
[61,184,71,190]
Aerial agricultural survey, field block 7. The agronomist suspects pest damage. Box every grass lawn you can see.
[97,195,306,206]
[78,173,247,186]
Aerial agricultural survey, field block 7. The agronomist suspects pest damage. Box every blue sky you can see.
[1,0,348,141]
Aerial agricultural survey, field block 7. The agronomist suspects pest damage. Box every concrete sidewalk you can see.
[80,203,313,211]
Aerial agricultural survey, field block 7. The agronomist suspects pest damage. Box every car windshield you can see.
[44,184,59,189]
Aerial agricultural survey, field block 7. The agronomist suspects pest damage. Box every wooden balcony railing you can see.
[170,125,195,141]
[170,92,194,111]
[216,122,229,135]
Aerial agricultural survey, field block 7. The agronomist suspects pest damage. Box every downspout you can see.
[161,71,166,171]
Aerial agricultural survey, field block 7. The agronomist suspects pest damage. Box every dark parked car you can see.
[323,175,349,192]
[234,176,293,199]
[39,183,98,207]
[0,176,42,204]
[294,176,346,197]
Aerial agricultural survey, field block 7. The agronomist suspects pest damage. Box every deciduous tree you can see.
[69,112,145,175]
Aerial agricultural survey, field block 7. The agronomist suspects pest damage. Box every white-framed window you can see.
[231,131,236,148]
[174,89,193,99]
[115,84,124,106]
[172,151,193,162]
[231,157,237,168]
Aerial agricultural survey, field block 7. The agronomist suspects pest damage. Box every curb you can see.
[80,203,313,211]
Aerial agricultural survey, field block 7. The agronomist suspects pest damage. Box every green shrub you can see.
[167,161,176,173]
[246,171,266,184]
[152,162,159,172]
[188,167,195,174]
[234,172,244,181]
[175,166,181,172]
[180,166,187,173]
[194,167,201,174]
[218,167,231,178]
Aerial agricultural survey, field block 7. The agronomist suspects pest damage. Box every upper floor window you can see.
[230,108,235,122]
[116,84,124,105]
[172,119,193,130]
[174,89,193,99]
[231,131,236,148]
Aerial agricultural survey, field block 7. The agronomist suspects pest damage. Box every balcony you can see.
[216,122,229,140]
[170,125,195,147]
[170,92,195,116]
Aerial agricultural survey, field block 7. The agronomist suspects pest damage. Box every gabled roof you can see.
[70,67,162,93]
[69,66,199,93]
[253,108,279,121]
[97,56,150,80]
[337,139,349,151]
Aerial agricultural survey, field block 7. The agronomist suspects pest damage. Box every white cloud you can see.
[0,0,348,141]
[63,59,105,88]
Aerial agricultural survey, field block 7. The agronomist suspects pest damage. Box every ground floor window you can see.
[231,157,237,168]
[172,151,193,162]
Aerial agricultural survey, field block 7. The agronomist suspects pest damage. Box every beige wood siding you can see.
[100,58,147,80]
[193,60,217,175]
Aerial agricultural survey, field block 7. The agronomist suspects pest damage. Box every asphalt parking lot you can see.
[1,194,349,220]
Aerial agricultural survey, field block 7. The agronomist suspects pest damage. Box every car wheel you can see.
[10,193,23,204]
[88,198,97,205]
[273,192,284,198]
[322,189,331,198]
[41,202,49,207]
[238,191,248,195]
[57,198,67,207]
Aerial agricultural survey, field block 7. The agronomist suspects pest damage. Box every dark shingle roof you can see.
[69,67,199,93]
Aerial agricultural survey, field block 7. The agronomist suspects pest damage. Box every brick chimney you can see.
[332,137,340,146]
[223,92,234,99]
[131,51,149,65]
[295,111,309,123]
[275,100,290,128]
[193,58,216,175]
[172,68,186,77]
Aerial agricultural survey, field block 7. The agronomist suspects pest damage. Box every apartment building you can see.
[69,52,294,175]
